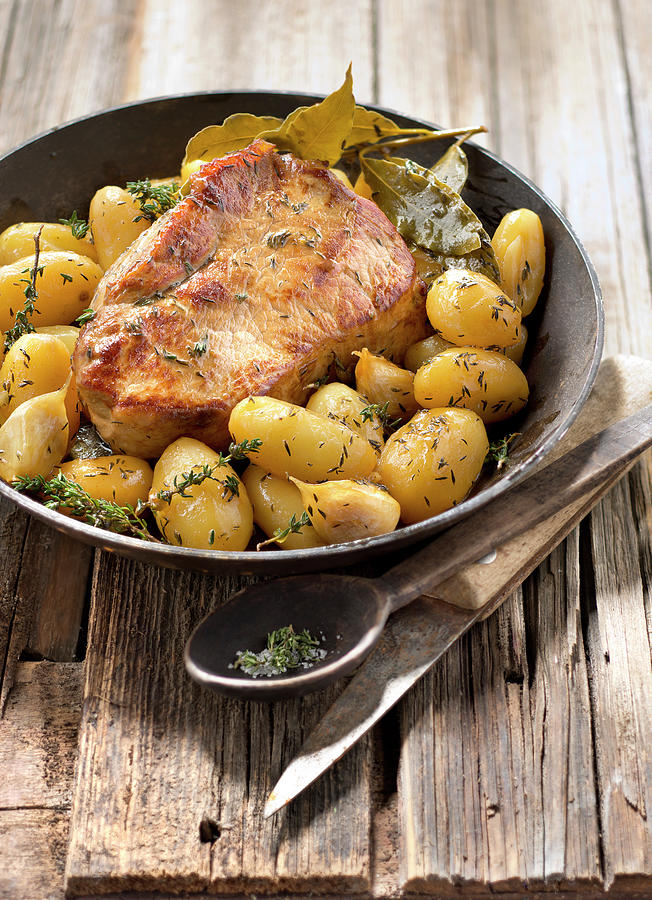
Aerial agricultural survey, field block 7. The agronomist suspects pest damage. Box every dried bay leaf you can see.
[258,65,355,165]
[344,105,404,147]
[360,155,483,256]
[182,113,283,166]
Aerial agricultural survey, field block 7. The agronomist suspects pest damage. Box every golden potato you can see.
[89,186,150,269]
[0,334,71,425]
[426,268,521,349]
[58,456,153,508]
[330,168,354,190]
[491,209,545,315]
[291,477,400,544]
[0,251,102,332]
[413,348,529,424]
[503,322,528,366]
[375,408,488,523]
[229,396,377,482]
[0,222,97,265]
[354,348,419,423]
[150,437,253,551]
[0,381,69,482]
[36,325,80,356]
[353,172,373,200]
[404,334,454,372]
[306,382,384,451]
[241,465,323,550]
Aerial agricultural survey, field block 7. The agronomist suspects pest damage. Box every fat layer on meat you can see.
[73,139,428,457]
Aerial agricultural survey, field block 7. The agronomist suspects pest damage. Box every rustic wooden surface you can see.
[1,1,651,898]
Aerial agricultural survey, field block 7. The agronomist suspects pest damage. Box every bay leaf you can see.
[360,154,483,256]
[422,231,501,284]
[344,105,404,148]
[258,65,355,165]
[182,113,283,167]
[431,143,468,193]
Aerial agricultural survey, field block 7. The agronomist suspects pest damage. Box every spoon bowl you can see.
[185,575,390,700]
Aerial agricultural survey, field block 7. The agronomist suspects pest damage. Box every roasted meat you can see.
[73,139,428,457]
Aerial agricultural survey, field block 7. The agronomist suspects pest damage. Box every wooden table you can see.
[1,1,651,897]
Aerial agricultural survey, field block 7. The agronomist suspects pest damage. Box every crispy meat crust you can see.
[74,140,428,456]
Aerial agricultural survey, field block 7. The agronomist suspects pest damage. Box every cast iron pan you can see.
[0,92,603,574]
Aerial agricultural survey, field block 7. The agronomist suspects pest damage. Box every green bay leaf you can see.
[431,143,468,193]
[182,113,283,166]
[361,154,483,256]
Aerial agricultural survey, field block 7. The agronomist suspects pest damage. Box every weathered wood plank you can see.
[0,661,82,810]
[385,0,652,892]
[65,556,372,895]
[0,661,82,900]
[124,0,374,104]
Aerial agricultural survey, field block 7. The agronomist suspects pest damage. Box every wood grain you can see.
[64,557,371,895]
[0,662,82,900]
[382,0,652,892]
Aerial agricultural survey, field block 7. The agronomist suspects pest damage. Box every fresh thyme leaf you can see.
[222,474,240,498]
[155,440,261,508]
[12,472,156,541]
[126,178,179,221]
[485,432,520,471]
[227,438,262,460]
[75,307,96,326]
[59,210,89,239]
[4,227,43,352]
[359,401,401,431]
[232,624,326,677]
[155,463,217,504]
[256,511,311,550]
[188,334,209,357]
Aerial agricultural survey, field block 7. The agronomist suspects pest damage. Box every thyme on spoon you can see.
[12,472,156,541]
[4,227,43,352]
[232,625,326,677]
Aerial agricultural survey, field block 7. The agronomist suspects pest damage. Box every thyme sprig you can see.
[359,401,401,431]
[76,307,96,326]
[232,625,325,677]
[486,433,520,471]
[155,439,262,505]
[256,510,311,551]
[4,227,43,352]
[12,472,156,541]
[59,210,89,239]
[126,178,180,221]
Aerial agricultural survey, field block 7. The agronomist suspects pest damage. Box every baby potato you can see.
[58,456,153,508]
[503,322,527,366]
[375,408,489,524]
[291,477,401,544]
[404,334,454,372]
[306,382,384,451]
[0,334,71,425]
[354,348,419,423]
[241,465,323,550]
[0,222,98,265]
[353,172,373,200]
[413,348,529,424]
[89,186,150,269]
[426,268,521,349]
[229,396,377,482]
[180,158,204,183]
[491,209,545,315]
[0,251,102,332]
[330,168,354,190]
[150,437,253,551]
[36,325,80,357]
[0,381,69,482]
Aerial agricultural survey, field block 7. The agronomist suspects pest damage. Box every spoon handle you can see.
[383,403,652,613]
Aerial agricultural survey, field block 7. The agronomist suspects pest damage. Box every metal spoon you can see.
[185,404,652,701]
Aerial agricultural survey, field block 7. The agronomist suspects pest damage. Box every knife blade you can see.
[264,356,652,817]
